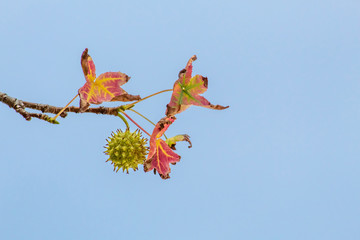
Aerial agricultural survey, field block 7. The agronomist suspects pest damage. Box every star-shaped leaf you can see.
[144,116,190,179]
[78,48,140,112]
[165,55,229,116]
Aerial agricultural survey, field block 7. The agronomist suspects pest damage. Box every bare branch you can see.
[63,105,121,116]
[22,101,68,117]
[0,91,55,123]
[1,91,124,123]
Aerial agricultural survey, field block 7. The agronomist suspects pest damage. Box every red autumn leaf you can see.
[165,55,229,116]
[145,139,180,179]
[144,116,190,180]
[78,48,140,112]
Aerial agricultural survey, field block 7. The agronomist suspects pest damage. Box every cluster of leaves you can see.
[77,49,228,179]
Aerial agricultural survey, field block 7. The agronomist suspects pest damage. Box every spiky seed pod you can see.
[104,129,148,173]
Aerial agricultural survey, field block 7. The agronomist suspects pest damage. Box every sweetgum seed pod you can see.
[104,129,148,174]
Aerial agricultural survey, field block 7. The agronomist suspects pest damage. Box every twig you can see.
[22,101,68,117]
[0,91,128,123]
[0,91,56,123]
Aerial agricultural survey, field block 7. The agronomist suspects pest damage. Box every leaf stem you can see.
[120,110,151,137]
[125,89,172,108]
[117,112,130,130]
[128,109,156,127]
[51,94,79,121]
[128,108,167,139]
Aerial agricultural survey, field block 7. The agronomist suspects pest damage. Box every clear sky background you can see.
[1,0,359,239]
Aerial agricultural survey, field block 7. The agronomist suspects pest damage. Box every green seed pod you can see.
[104,129,148,173]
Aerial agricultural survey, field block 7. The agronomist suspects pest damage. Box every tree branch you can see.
[22,101,69,118]
[1,91,123,124]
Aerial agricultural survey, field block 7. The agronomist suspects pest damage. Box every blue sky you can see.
[1,0,359,239]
